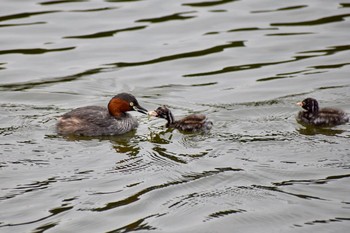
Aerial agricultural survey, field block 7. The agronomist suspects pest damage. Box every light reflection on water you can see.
[1,0,350,232]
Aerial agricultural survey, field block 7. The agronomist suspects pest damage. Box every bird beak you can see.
[296,102,303,107]
[148,110,158,117]
[133,105,148,115]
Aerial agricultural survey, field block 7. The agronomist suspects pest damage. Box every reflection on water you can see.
[136,11,196,23]
[296,125,347,136]
[1,0,350,232]
[185,44,350,77]
[108,41,245,68]
[64,25,146,39]
[270,13,350,27]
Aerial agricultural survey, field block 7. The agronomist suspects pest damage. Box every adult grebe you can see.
[57,93,148,136]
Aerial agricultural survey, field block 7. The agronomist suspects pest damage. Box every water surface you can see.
[1,0,350,232]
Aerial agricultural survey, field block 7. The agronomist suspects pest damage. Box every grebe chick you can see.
[148,106,213,132]
[296,97,349,126]
[57,93,148,136]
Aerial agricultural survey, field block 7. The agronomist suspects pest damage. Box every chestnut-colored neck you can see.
[108,98,129,118]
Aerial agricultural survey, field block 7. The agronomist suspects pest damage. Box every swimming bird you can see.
[148,105,213,132]
[57,93,148,136]
[296,97,349,126]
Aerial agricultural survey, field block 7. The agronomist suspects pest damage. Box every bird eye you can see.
[130,102,134,107]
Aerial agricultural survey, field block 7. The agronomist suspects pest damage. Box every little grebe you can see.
[57,93,148,136]
[148,106,213,132]
[296,97,349,126]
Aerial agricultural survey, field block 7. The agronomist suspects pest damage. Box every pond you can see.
[1,0,350,232]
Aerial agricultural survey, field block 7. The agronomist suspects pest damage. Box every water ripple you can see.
[0,177,57,201]
[105,214,160,233]
[39,0,88,5]
[228,27,278,32]
[266,32,314,36]
[69,7,117,13]
[64,26,146,39]
[136,11,196,23]
[0,11,60,22]
[0,67,104,91]
[271,13,350,27]
[205,209,246,222]
[0,21,46,28]
[0,205,72,228]
[251,5,308,14]
[89,167,241,212]
[108,41,245,68]
[150,146,187,165]
[273,173,350,187]
[252,185,326,201]
[111,155,153,174]
[183,0,238,7]
[0,47,75,55]
[296,217,350,228]
[185,44,350,77]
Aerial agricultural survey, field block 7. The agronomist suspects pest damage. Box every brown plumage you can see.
[56,93,148,136]
[149,106,213,132]
[296,98,349,126]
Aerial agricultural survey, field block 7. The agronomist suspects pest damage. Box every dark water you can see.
[1,0,350,232]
